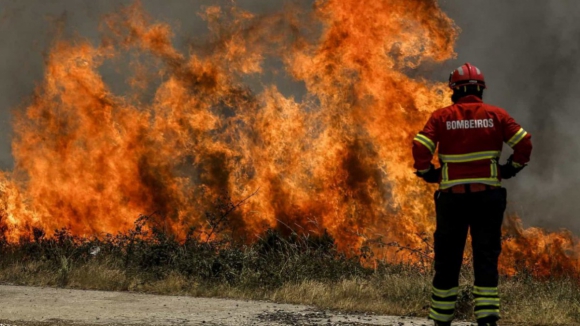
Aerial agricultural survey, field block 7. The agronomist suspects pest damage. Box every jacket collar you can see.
[456,95,483,104]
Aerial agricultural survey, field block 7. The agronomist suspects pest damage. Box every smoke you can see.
[437,1,580,231]
[1,0,579,233]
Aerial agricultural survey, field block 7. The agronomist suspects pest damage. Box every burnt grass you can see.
[1,211,580,324]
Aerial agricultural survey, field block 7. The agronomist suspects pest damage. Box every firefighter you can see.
[412,63,533,326]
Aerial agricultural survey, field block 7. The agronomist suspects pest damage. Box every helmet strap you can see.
[451,85,484,103]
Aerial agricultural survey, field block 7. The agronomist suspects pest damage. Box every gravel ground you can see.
[0,285,475,326]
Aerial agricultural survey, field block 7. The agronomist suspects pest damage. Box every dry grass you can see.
[500,276,580,325]
[270,276,430,316]
[1,260,579,325]
[0,218,578,325]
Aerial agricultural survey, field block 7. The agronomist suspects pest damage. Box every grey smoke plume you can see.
[439,1,580,231]
[0,1,578,231]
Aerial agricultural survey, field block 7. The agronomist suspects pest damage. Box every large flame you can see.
[0,0,577,277]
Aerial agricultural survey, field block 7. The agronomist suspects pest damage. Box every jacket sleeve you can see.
[502,114,532,167]
[412,113,439,172]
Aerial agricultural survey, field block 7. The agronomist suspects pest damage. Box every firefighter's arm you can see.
[500,114,532,179]
[412,113,439,174]
[502,115,532,167]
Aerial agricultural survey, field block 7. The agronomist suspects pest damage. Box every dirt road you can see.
[0,285,474,325]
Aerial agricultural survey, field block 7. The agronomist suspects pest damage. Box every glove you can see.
[499,155,525,180]
[415,164,441,184]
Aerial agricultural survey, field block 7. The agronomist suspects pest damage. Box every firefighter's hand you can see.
[415,164,440,183]
[500,155,525,179]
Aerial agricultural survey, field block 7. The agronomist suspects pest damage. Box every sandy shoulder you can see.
[0,285,473,325]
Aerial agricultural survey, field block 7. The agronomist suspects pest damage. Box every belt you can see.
[439,184,498,194]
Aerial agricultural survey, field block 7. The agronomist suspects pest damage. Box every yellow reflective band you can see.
[431,299,456,310]
[474,286,498,291]
[442,163,449,182]
[475,309,500,318]
[473,286,499,296]
[432,286,459,298]
[512,161,524,168]
[414,134,436,153]
[439,151,501,163]
[440,178,501,189]
[417,167,431,174]
[507,128,528,147]
[474,298,500,306]
[490,159,498,179]
[429,308,454,322]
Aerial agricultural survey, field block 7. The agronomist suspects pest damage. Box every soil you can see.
[0,285,474,326]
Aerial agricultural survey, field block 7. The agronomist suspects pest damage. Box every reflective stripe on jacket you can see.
[412,95,532,189]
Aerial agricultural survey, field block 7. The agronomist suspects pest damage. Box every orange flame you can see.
[0,1,578,277]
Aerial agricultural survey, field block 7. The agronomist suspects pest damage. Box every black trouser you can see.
[428,187,507,324]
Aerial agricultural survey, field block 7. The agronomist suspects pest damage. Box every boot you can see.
[433,321,451,326]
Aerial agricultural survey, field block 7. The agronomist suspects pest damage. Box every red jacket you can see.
[412,95,532,189]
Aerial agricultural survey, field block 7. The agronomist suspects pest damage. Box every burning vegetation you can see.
[0,0,578,279]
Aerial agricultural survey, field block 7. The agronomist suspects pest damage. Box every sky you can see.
[1,0,579,231]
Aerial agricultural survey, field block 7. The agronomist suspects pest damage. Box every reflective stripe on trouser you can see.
[428,286,458,322]
[474,286,500,321]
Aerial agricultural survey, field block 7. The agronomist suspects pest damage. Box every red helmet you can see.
[448,63,486,89]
